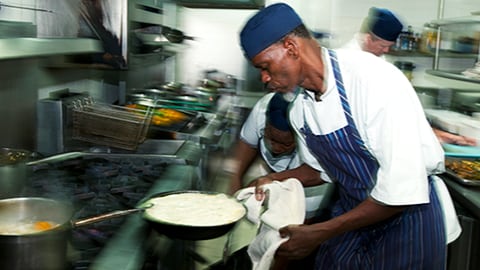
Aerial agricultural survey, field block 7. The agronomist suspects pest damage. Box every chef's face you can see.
[363,33,395,56]
[263,123,296,156]
[251,41,300,94]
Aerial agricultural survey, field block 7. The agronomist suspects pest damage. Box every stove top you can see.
[25,156,169,270]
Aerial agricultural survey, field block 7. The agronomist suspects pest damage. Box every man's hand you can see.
[248,175,274,200]
[276,224,321,260]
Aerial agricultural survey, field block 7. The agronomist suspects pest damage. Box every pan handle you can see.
[72,203,153,228]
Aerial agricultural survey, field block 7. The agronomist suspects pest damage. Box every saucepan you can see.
[0,148,103,199]
[0,191,245,269]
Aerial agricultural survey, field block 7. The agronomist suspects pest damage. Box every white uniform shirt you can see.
[290,48,445,206]
[240,93,301,172]
[342,33,363,51]
[342,33,387,60]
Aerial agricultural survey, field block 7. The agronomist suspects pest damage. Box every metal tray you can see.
[445,169,480,187]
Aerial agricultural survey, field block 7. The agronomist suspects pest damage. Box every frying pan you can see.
[0,190,246,240]
[139,190,246,240]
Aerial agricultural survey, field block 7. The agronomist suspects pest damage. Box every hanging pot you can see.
[162,26,194,43]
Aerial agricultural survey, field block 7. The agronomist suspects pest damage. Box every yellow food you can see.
[0,220,59,235]
[124,104,188,126]
[34,221,55,231]
[445,159,480,180]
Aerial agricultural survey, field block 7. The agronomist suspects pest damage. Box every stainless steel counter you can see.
[441,173,480,220]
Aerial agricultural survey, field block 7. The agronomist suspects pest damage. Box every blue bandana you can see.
[240,3,303,59]
[267,93,290,131]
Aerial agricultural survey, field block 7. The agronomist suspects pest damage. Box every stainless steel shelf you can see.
[0,38,103,60]
[430,15,480,26]
[426,69,480,84]
[388,50,477,58]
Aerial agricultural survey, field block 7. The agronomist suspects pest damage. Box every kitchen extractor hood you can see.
[174,0,264,9]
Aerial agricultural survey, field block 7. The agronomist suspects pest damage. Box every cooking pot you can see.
[0,149,96,199]
[0,148,34,199]
[0,197,149,270]
[0,191,245,269]
[161,26,194,43]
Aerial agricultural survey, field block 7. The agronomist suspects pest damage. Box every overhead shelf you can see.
[426,69,480,84]
[388,49,478,58]
[0,38,103,60]
[430,16,480,26]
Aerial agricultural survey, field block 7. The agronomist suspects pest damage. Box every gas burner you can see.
[26,156,169,269]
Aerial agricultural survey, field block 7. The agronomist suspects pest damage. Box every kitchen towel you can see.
[236,178,306,270]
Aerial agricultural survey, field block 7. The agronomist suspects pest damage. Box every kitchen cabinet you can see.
[425,15,480,84]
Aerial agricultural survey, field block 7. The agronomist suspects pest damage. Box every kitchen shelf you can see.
[388,50,477,58]
[426,69,480,84]
[175,0,264,9]
[425,13,480,84]
[430,15,480,26]
[130,2,164,24]
[0,38,103,60]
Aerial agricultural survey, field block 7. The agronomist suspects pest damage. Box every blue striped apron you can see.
[300,50,446,270]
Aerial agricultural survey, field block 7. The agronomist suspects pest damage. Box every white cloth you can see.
[432,175,462,243]
[290,48,445,206]
[236,178,305,270]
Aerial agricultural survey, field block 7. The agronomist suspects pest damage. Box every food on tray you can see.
[445,159,480,180]
[144,193,245,226]
[125,104,188,126]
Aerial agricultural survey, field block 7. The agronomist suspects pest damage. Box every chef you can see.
[238,3,460,269]
[229,91,333,221]
[345,6,477,146]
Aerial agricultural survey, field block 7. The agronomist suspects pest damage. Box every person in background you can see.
[345,6,477,146]
[343,7,402,57]
[239,3,460,269]
[229,91,333,221]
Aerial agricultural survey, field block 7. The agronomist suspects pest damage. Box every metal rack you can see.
[72,99,153,150]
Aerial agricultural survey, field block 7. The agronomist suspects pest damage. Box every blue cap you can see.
[267,93,290,131]
[240,3,303,59]
[362,7,403,42]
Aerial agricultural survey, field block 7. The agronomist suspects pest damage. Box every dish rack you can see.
[72,99,153,150]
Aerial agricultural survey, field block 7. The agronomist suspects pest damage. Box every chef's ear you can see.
[283,36,299,58]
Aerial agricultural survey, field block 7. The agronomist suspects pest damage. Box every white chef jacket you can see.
[342,33,387,60]
[290,48,445,206]
[342,33,363,51]
[240,92,301,172]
